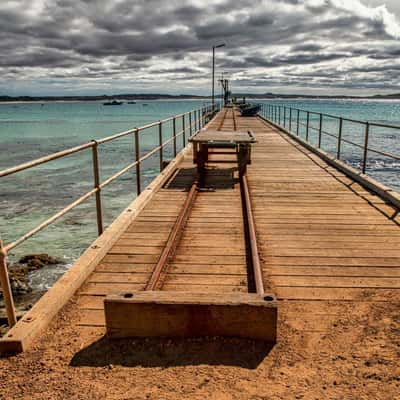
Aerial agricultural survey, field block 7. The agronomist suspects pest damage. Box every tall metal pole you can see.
[211,43,225,108]
[212,46,215,108]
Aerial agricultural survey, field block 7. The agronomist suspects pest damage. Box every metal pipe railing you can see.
[259,103,400,174]
[0,103,219,327]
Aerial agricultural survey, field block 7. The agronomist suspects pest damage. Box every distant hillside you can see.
[1,92,400,102]
[0,94,209,102]
[234,92,400,100]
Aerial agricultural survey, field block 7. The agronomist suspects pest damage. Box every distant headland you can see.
[1,92,400,102]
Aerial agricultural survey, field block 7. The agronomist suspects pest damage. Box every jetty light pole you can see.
[212,43,225,108]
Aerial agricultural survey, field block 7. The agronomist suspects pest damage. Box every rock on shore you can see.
[1,253,63,297]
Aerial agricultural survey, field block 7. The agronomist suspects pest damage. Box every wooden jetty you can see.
[0,106,399,397]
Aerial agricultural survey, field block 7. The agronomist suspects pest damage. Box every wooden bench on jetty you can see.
[0,106,399,357]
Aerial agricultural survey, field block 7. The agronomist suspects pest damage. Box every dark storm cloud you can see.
[1,0,400,94]
[292,43,326,52]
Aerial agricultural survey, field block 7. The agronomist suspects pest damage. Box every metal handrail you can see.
[259,103,400,172]
[0,103,219,327]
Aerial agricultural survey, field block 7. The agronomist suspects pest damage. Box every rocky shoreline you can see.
[0,254,64,334]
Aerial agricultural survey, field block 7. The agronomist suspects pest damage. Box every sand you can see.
[0,291,399,400]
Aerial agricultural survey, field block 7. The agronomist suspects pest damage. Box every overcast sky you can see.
[1,0,400,96]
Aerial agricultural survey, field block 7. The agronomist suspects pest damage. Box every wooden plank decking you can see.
[1,107,400,349]
[1,108,399,399]
[72,108,400,332]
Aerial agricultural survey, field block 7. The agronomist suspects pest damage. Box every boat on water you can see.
[127,101,136,104]
[103,100,123,106]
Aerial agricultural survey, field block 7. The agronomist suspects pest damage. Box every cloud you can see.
[0,0,400,95]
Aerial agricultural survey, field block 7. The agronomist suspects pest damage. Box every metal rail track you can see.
[143,108,264,295]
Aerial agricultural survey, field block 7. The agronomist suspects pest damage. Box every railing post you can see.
[337,118,343,160]
[318,113,323,148]
[278,106,281,125]
[296,109,300,136]
[182,114,186,147]
[134,129,141,195]
[91,140,103,235]
[189,112,193,137]
[158,121,163,171]
[0,241,17,327]
[362,122,370,174]
[289,108,292,131]
[173,116,177,157]
[198,109,201,130]
[306,111,310,141]
[283,107,286,128]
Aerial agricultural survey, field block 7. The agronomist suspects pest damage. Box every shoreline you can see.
[3,94,400,104]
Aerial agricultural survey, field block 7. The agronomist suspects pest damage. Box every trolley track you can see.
[141,107,264,295]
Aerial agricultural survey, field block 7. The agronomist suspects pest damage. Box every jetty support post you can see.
[91,140,103,236]
[362,122,370,174]
[0,241,17,327]
[134,129,141,195]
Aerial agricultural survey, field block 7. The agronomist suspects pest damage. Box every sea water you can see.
[0,98,399,292]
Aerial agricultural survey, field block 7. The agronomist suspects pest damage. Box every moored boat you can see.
[103,100,123,106]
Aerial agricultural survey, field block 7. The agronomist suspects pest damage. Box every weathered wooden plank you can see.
[270,265,400,277]
[105,292,277,341]
[273,276,400,288]
[265,256,400,267]
[276,287,398,301]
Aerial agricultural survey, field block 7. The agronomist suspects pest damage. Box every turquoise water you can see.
[0,98,400,292]
[0,100,207,291]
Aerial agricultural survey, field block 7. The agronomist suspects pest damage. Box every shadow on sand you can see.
[70,336,274,369]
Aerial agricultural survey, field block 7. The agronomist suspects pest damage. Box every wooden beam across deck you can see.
[1,107,399,354]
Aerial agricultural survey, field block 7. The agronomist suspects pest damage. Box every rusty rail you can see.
[143,107,265,296]
[0,103,220,327]
[241,174,265,295]
[145,178,198,291]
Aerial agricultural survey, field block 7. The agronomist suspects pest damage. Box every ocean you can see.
[1,98,400,292]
